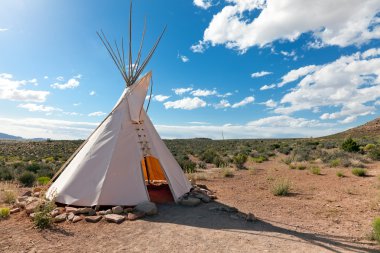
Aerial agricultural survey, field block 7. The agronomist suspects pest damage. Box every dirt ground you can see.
[1,156,380,252]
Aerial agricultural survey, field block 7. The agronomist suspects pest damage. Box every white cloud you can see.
[0,73,49,102]
[73,102,81,106]
[231,96,255,108]
[44,76,49,79]
[195,0,380,52]
[88,111,106,117]
[275,48,380,122]
[51,76,80,90]
[172,87,193,95]
[178,54,190,63]
[375,100,380,106]
[153,94,170,102]
[190,40,208,53]
[164,97,207,110]
[191,88,217,96]
[260,84,276,90]
[188,121,210,125]
[217,92,233,98]
[193,0,213,9]
[339,116,357,124]
[56,76,64,81]
[156,115,340,139]
[18,103,62,113]
[214,99,231,109]
[278,65,319,87]
[0,28,8,32]
[263,99,277,108]
[89,90,96,96]
[251,71,272,78]
[0,117,97,140]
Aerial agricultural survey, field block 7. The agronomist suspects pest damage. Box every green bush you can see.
[369,147,380,161]
[297,164,307,170]
[336,171,345,177]
[271,179,291,196]
[179,159,196,173]
[0,207,10,219]
[364,144,376,152]
[233,153,247,169]
[250,156,267,163]
[197,161,207,169]
[0,167,14,181]
[26,163,41,173]
[222,168,234,178]
[37,176,50,185]
[373,217,380,243]
[341,138,360,152]
[200,149,218,163]
[329,158,341,167]
[351,168,367,177]
[2,190,16,204]
[213,155,228,168]
[310,166,321,175]
[18,171,36,187]
[34,200,56,229]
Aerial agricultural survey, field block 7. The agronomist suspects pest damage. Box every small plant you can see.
[0,207,10,219]
[2,190,16,204]
[341,137,360,152]
[351,168,367,177]
[250,156,267,163]
[271,178,291,196]
[336,171,345,177]
[282,157,293,165]
[372,217,380,243]
[33,198,56,229]
[288,163,296,170]
[329,158,341,167]
[18,171,36,187]
[222,168,234,178]
[233,153,247,169]
[310,166,321,175]
[297,164,306,170]
[37,176,50,185]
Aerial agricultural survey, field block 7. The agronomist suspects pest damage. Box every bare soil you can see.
[1,156,380,252]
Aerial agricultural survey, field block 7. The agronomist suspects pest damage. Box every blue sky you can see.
[0,0,379,139]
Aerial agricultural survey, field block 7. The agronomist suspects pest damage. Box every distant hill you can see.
[326,117,380,139]
[0,132,23,140]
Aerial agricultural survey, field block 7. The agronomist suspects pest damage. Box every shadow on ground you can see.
[146,201,377,253]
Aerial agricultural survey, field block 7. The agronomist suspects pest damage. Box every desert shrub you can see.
[329,158,341,167]
[222,168,234,178]
[0,207,10,219]
[310,166,321,175]
[336,171,345,177]
[197,161,207,169]
[271,179,291,196]
[200,149,218,163]
[0,167,14,181]
[18,171,36,187]
[297,164,307,170]
[269,143,280,150]
[2,190,16,204]
[289,164,297,170]
[37,167,55,178]
[37,176,50,185]
[33,200,56,229]
[278,145,292,155]
[250,156,267,163]
[282,157,293,165]
[364,144,376,152]
[341,138,360,152]
[351,168,367,177]
[369,147,380,161]
[26,163,41,173]
[179,159,196,173]
[321,141,337,149]
[233,153,247,169]
[373,217,380,243]
[213,156,228,168]
[341,158,352,168]
[44,156,55,163]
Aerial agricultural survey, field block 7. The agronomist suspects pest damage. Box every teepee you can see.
[46,4,191,206]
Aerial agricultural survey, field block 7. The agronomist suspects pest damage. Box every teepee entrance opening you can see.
[141,156,174,203]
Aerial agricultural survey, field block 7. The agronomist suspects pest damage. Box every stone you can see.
[33,192,40,197]
[127,212,145,221]
[67,212,75,221]
[72,215,82,223]
[76,207,93,215]
[246,213,256,222]
[180,197,201,207]
[87,209,96,216]
[26,197,39,204]
[54,213,67,223]
[193,193,211,203]
[85,216,102,223]
[123,207,134,213]
[17,196,28,203]
[98,210,107,215]
[29,213,36,219]
[50,208,62,217]
[21,190,32,197]
[16,201,27,209]
[104,214,125,224]
[112,206,123,214]
[10,207,20,214]
[25,201,41,214]
[65,206,78,214]
[134,201,157,215]
[33,187,42,193]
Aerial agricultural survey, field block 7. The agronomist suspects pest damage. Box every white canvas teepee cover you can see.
[46,72,191,206]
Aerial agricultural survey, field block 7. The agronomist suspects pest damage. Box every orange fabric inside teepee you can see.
[141,156,166,181]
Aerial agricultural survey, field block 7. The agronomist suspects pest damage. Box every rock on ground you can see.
[134,201,157,215]
[112,206,123,214]
[72,215,82,223]
[104,214,125,224]
[127,212,145,221]
[10,208,20,214]
[25,201,41,214]
[85,216,102,223]
[180,197,201,206]
[54,213,67,223]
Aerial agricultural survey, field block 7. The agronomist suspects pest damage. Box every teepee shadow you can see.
[147,201,377,253]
